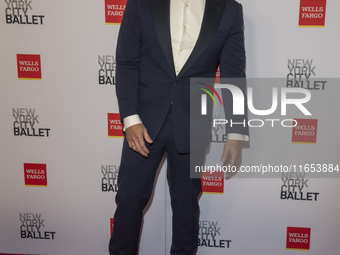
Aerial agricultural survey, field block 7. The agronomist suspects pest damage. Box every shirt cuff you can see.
[227,133,249,141]
[123,114,142,131]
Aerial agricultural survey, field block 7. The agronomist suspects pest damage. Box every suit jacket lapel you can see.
[176,0,227,80]
[149,0,227,79]
[149,0,176,76]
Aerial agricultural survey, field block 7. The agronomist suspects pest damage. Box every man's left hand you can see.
[221,140,240,166]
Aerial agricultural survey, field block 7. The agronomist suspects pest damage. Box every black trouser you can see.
[109,107,204,255]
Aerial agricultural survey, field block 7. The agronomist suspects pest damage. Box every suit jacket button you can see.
[174,81,178,85]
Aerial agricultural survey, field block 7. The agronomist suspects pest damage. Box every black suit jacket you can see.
[116,0,248,153]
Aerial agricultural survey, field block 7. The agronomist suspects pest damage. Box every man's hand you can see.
[221,140,240,166]
[125,123,153,157]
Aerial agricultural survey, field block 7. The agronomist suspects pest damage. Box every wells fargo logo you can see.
[108,113,124,138]
[201,171,224,194]
[105,0,127,25]
[110,218,114,235]
[24,163,47,187]
[299,0,327,27]
[286,227,311,251]
[17,54,42,80]
[292,118,318,144]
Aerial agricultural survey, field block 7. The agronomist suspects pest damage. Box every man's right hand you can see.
[125,123,153,157]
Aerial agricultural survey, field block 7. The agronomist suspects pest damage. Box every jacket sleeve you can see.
[219,3,249,137]
[115,0,141,122]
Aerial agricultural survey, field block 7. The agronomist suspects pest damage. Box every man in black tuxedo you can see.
[109,0,249,254]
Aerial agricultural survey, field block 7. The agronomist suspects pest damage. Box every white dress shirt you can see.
[123,0,249,141]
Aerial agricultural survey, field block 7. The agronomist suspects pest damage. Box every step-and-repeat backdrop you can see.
[1,0,339,254]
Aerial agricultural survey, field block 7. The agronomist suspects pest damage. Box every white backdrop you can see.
[0,0,339,255]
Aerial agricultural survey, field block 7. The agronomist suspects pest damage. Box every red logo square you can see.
[24,163,47,187]
[292,119,318,144]
[214,62,220,84]
[17,54,42,80]
[201,170,224,194]
[110,218,114,235]
[105,0,127,25]
[286,227,311,250]
[299,0,327,27]
[108,113,124,138]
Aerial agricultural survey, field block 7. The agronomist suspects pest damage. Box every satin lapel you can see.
[149,0,176,76]
[176,0,227,80]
